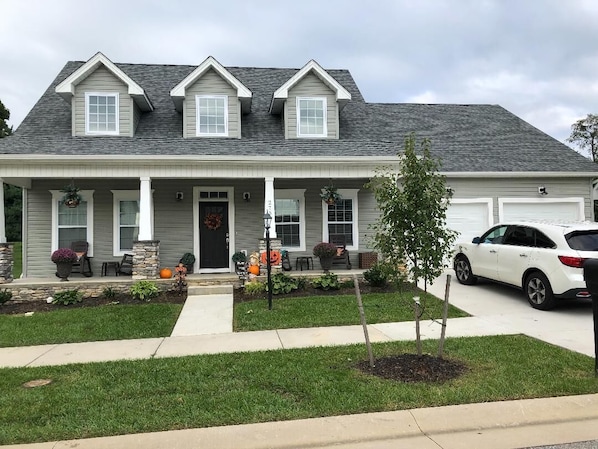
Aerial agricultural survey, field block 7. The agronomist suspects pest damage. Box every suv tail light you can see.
[558,255,586,268]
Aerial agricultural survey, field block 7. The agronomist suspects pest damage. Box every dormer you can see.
[55,52,153,137]
[170,56,252,139]
[270,60,351,139]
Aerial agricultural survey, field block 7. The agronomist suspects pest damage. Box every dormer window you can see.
[85,92,119,135]
[297,97,327,137]
[196,95,228,136]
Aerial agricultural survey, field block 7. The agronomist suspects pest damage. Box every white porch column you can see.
[138,176,153,240]
[0,178,6,243]
[264,176,277,237]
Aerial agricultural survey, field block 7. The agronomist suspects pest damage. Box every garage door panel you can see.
[446,201,492,244]
[500,199,583,222]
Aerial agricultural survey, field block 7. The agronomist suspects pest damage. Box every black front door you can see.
[199,201,229,269]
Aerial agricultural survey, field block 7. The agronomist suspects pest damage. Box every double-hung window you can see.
[297,97,327,137]
[51,190,94,254]
[275,190,306,250]
[323,189,358,250]
[112,191,141,255]
[85,92,119,135]
[196,95,228,136]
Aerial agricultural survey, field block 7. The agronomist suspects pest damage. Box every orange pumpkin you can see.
[260,250,281,265]
[160,268,173,279]
[248,265,260,275]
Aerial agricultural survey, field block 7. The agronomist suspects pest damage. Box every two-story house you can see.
[0,52,597,280]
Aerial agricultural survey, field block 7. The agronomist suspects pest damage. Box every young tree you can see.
[367,134,457,291]
[567,113,598,163]
[0,99,12,138]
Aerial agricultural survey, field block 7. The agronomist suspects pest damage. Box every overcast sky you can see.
[1,0,597,156]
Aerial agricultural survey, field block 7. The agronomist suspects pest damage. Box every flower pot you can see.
[63,198,80,208]
[55,262,73,281]
[319,256,333,273]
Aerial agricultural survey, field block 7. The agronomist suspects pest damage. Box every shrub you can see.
[52,289,83,306]
[311,273,340,290]
[268,272,299,295]
[180,253,196,265]
[232,251,247,263]
[0,288,13,305]
[51,248,78,263]
[364,262,390,287]
[312,242,337,258]
[130,280,159,301]
[102,286,117,299]
[243,281,266,296]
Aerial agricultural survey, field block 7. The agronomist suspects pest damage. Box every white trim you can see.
[193,186,235,274]
[275,189,306,251]
[498,197,585,222]
[195,95,228,136]
[85,92,120,135]
[322,189,359,251]
[55,51,152,111]
[170,56,252,113]
[50,189,95,256]
[270,59,351,114]
[296,97,327,138]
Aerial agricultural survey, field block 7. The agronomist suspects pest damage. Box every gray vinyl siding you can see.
[133,102,141,133]
[286,73,338,139]
[73,66,132,137]
[446,177,594,221]
[183,69,240,138]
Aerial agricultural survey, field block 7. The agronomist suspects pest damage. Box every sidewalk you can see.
[2,274,598,448]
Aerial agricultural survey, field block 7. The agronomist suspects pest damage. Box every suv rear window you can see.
[566,231,598,251]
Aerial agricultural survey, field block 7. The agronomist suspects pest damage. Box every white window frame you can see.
[111,190,146,256]
[50,190,95,256]
[322,189,358,251]
[196,95,228,136]
[275,189,306,251]
[85,92,119,135]
[296,97,327,138]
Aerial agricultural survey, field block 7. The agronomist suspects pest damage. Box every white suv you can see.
[453,221,598,310]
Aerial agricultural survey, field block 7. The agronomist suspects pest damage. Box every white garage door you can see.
[500,198,584,222]
[446,199,492,244]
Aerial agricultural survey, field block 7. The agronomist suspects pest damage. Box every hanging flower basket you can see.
[320,182,342,205]
[60,183,82,208]
[204,212,223,230]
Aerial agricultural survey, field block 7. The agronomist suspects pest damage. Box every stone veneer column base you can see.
[132,240,160,280]
[0,243,14,283]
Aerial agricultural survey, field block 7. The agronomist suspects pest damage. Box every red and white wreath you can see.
[204,212,223,230]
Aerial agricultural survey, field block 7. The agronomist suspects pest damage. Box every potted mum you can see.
[51,248,78,281]
[313,242,337,273]
[179,252,196,274]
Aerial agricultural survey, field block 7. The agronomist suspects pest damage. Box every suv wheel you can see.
[525,272,556,310]
[455,256,477,285]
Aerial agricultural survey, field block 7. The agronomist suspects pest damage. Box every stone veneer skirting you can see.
[0,243,14,284]
[132,240,160,279]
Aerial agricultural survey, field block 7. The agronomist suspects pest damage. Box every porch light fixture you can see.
[263,212,273,310]
[538,186,548,196]
[175,191,184,201]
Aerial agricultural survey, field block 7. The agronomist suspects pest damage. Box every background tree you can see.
[567,113,598,163]
[0,99,21,241]
[367,134,457,291]
[0,99,12,138]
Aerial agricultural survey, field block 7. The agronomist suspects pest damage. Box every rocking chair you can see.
[330,235,352,269]
[118,253,134,275]
[70,241,93,277]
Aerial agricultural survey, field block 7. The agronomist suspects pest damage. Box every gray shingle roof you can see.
[1,60,596,173]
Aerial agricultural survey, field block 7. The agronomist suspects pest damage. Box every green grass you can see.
[0,303,183,347]
[11,241,22,278]
[1,335,597,445]
[234,291,468,331]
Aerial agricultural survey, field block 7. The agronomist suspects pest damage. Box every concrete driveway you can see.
[424,270,596,357]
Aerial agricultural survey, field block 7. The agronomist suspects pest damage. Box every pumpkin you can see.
[261,250,281,265]
[160,268,173,279]
[248,265,260,275]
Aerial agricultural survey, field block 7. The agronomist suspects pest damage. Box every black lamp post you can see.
[263,213,273,310]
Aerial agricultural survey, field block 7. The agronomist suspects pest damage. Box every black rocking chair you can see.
[70,241,93,277]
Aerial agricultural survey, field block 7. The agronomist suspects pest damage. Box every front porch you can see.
[3,268,365,303]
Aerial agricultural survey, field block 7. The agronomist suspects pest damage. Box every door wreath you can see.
[204,212,223,230]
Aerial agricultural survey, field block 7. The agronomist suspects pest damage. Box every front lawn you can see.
[1,335,597,445]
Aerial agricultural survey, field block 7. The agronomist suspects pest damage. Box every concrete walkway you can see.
[2,272,598,448]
